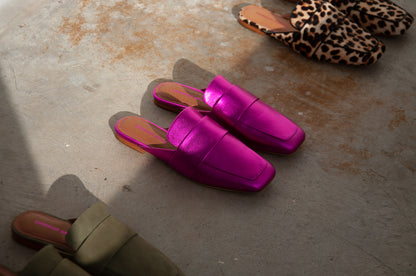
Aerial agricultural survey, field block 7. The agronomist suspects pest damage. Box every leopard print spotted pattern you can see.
[239,0,385,65]
[328,0,414,36]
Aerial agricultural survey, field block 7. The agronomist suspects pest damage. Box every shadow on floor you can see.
[0,66,44,268]
[2,0,416,275]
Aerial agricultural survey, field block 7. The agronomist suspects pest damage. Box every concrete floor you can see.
[0,0,415,275]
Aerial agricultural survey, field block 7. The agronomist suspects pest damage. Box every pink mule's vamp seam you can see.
[168,114,267,181]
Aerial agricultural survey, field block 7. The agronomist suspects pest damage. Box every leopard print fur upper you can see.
[328,0,414,36]
[239,0,385,65]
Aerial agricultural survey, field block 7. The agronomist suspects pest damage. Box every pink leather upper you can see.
[166,107,275,191]
[204,75,305,154]
[115,108,275,191]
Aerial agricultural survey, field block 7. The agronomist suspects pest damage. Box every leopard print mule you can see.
[286,0,414,35]
[239,0,385,65]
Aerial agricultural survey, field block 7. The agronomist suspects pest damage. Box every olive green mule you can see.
[0,245,90,276]
[12,202,184,276]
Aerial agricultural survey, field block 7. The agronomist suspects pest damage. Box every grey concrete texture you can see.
[0,0,415,275]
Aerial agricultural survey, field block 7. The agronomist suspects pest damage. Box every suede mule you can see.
[0,245,90,276]
[239,0,385,65]
[287,0,414,35]
[12,203,184,276]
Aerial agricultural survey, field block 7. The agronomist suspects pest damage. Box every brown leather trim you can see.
[12,211,73,253]
[240,5,297,33]
[154,82,211,112]
[0,265,16,276]
[117,116,176,150]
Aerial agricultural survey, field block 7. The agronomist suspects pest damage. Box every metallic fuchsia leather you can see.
[205,75,305,154]
[116,107,275,192]
[153,75,305,154]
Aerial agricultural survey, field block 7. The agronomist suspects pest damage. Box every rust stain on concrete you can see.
[80,0,92,9]
[338,144,372,160]
[324,144,373,175]
[330,162,361,175]
[382,148,415,174]
[59,14,87,46]
[55,0,227,65]
[97,1,134,16]
[400,162,415,173]
[57,0,159,59]
[389,107,408,129]
[273,73,360,131]
[231,46,388,176]
[111,29,156,62]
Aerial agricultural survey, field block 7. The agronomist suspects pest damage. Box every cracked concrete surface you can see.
[0,0,415,275]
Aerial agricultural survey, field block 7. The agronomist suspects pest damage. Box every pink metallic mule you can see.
[153,75,305,154]
[115,107,275,192]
